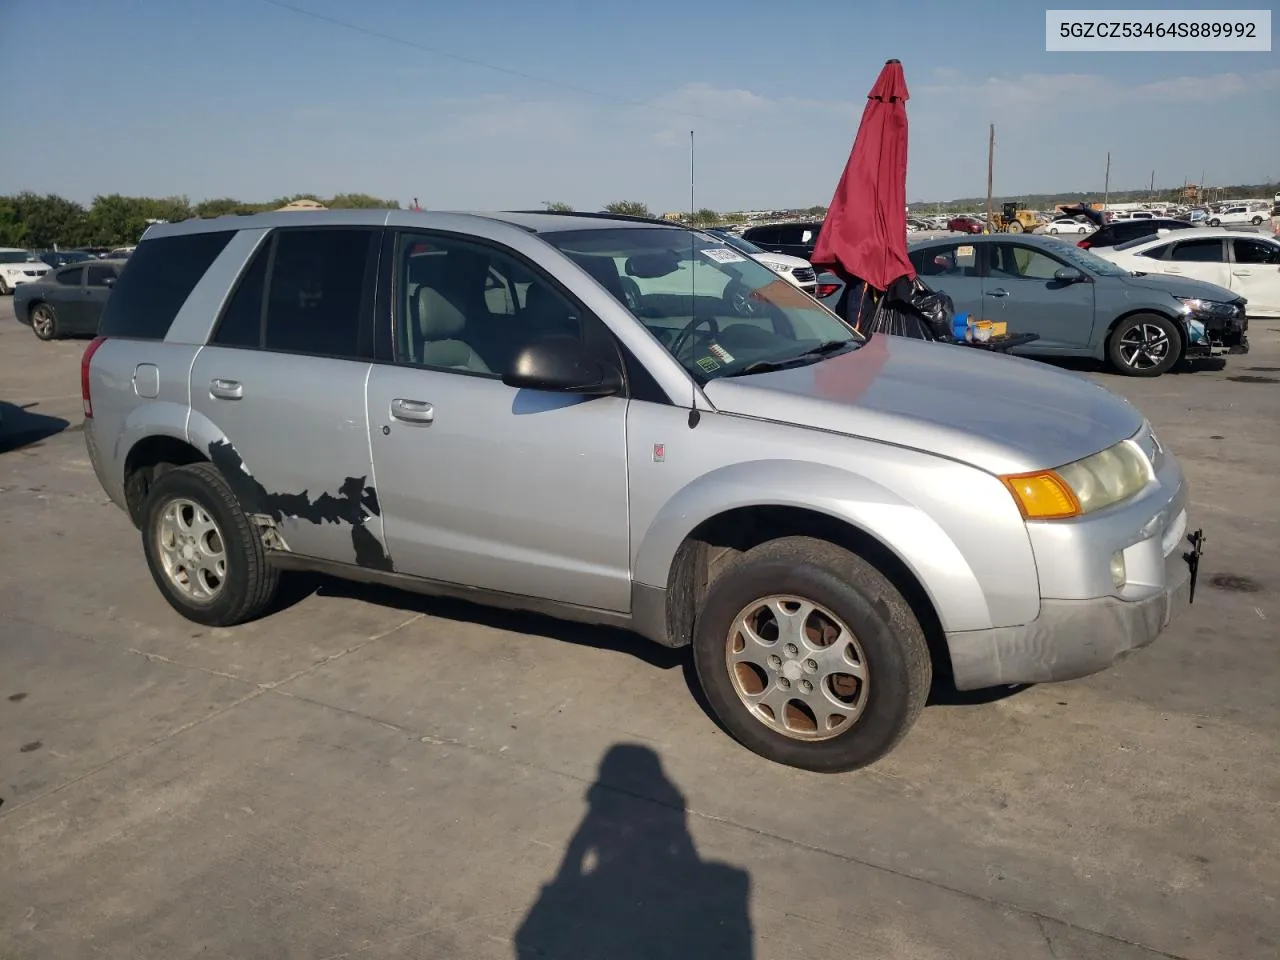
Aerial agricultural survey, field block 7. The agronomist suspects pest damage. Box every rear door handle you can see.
[986,288,1009,297]
[390,398,434,424]
[209,378,243,400]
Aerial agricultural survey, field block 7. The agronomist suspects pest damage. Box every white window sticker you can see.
[700,247,747,264]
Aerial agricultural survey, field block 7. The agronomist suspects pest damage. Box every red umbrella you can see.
[811,59,915,295]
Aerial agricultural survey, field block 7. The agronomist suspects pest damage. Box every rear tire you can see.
[691,536,931,772]
[1251,216,1264,225]
[1108,313,1181,378]
[1048,227,1059,235]
[0,278,9,296]
[1209,218,1221,227]
[30,303,59,341]
[141,462,280,627]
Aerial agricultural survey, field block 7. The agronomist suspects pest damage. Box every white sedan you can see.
[1044,217,1092,235]
[1094,227,1280,317]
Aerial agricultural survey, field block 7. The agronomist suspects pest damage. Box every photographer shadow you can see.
[514,744,753,959]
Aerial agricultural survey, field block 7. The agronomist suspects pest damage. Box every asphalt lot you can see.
[2,295,1278,960]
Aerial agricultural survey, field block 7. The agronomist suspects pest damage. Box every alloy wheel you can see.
[725,595,869,741]
[155,497,227,603]
[1119,323,1171,371]
[31,306,55,339]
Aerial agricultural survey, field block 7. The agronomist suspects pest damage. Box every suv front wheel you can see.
[692,536,931,772]
[141,462,280,626]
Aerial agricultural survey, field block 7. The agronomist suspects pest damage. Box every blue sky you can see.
[2,0,1276,210]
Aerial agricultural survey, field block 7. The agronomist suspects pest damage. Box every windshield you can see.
[713,231,768,257]
[542,227,861,382]
[0,251,36,264]
[1050,243,1131,278]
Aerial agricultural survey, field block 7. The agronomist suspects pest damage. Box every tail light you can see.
[81,336,107,418]
[1077,239,1091,248]
[815,282,840,298]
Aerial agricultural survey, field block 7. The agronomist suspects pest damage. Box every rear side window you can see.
[211,227,376,360]
[1170,239,1224,263]
[98,231,234,339]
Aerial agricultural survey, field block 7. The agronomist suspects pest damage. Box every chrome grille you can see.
[792,268,816,283]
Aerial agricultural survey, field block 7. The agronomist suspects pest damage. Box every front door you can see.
[365,230,632,611]
[83,263,118,335]
[1158,236,1231,288]
[983,242,1095,351]
[189,225,386,566]
[49,265,87,329]
[1229,236,1280,315]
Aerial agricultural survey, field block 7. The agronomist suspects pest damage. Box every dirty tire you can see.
[141,462,279,627]
[1251,216,1263,226]
[0,277,9,295]
[30,304,58,340]
[1107,312,1181,377]
[692,536,931,773]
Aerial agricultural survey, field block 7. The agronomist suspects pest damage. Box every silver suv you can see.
[82,210,1200,771]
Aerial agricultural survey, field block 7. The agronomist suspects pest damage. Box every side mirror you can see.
[104,277,116,288]
[1054,267,1086,284]
[503,337,622,396]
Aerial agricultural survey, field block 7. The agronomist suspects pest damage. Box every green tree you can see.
[544,201,574,212]
[326,192,400,209]
[194,197,269,218]
[803,204,828,217]
[603,200,652,218]
[0,193,90,248]
[691,208,720,226]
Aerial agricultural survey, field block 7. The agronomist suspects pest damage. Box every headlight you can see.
[1001,439,1154,520]
[1176,296,1239,318]
[767,262,790,274]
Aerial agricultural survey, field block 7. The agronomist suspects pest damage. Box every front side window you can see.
[394,233,611,376]
[57,266,85,286]
[540,226,861,382]
[1170,239,1225,263]
[86,265,115,287]
[1233,238,1280,265]
[989,244,1063,280]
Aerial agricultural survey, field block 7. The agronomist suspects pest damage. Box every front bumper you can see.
[946,547,1191,689]
[1187,309,1248,356]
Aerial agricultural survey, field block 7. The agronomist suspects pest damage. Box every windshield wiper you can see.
[724,340,854,377]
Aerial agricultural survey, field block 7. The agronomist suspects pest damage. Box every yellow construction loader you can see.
[990,201,1040,234]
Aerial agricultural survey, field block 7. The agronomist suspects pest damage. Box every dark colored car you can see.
[39,249,97,268]
[740,220,824,259]
[12,259,125,340]
[1077,218,1195,251]
[947,216,984,234]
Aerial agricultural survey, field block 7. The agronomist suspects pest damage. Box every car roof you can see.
[909,233,1062,250]
[141,209,682,241]
[1121,227,1239,246]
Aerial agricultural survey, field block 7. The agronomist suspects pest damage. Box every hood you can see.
[701,335,1144,475]
[752,251,812,270]
[1118,270,1240,303]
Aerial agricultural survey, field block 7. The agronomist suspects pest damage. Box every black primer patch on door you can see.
[208,439,393,571]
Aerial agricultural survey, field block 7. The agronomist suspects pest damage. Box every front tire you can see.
[1108,313,1181,377]
[1048,227,1059,235]
[692,536,931,772]
[1209,218,1221,227]
[141,462,280,626]
[0,278,9,296]
[1251,216,1264,225]
[30,303,59,341]
[1007,221,1023,234]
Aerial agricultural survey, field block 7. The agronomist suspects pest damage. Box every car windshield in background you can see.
[712,232,769,257]
[541,227,860,382]
[1113,235,1163,252]
[0,251,37,264]
[1052,243,1132,277]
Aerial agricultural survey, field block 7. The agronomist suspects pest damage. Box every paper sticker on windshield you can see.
[700,247,746,264]
[696,356,721,373]
[957,245,974,257]
[708,343,735,364]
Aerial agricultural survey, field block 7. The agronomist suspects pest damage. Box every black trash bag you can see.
[862,276,956,341]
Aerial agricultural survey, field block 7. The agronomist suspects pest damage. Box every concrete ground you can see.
[2,296,1277,960]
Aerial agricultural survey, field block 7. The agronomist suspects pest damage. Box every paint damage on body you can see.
[208,439,393,571]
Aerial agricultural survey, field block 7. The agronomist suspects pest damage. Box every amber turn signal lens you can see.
[1000,471,1082,520]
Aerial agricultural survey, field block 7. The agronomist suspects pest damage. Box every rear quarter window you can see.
[98,230,235,340]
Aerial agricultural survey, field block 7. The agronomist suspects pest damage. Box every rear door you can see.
[364,229,632,610]
[1229,237,1280,314]
[83,263,118,334]
[983,242,1095,350]
[189,225,387,567]
[1159,237,1230,288]
[909,241,984,319]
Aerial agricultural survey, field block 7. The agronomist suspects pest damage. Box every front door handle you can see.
[986,288,1009,298]
[1231,270,1251,277]
[209,378,243,400]
[390,398,434,424]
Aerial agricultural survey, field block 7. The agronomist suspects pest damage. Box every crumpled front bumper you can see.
[945,547,1191,690]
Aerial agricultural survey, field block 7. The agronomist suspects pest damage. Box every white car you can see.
[0,248,51,294]
[1094,228,1280,317]
[708,230,818,295]
[1044,217,1091,235]
[1207,205,1268,227]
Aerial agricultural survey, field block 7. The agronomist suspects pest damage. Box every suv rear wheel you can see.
[692,536,931,772]
[1108,313,1181,377]
[141,462,279,626]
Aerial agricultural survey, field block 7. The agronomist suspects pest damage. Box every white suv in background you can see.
[0,248,51,294]
[1208,206,1267,227]
[706,229,818,295]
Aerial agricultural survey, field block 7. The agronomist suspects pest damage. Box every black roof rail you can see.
[504,210,683,228]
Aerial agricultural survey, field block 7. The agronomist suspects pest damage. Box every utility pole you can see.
[986,123,995,232]
[1103,151,1111,210]
[1150,169,1155,195]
